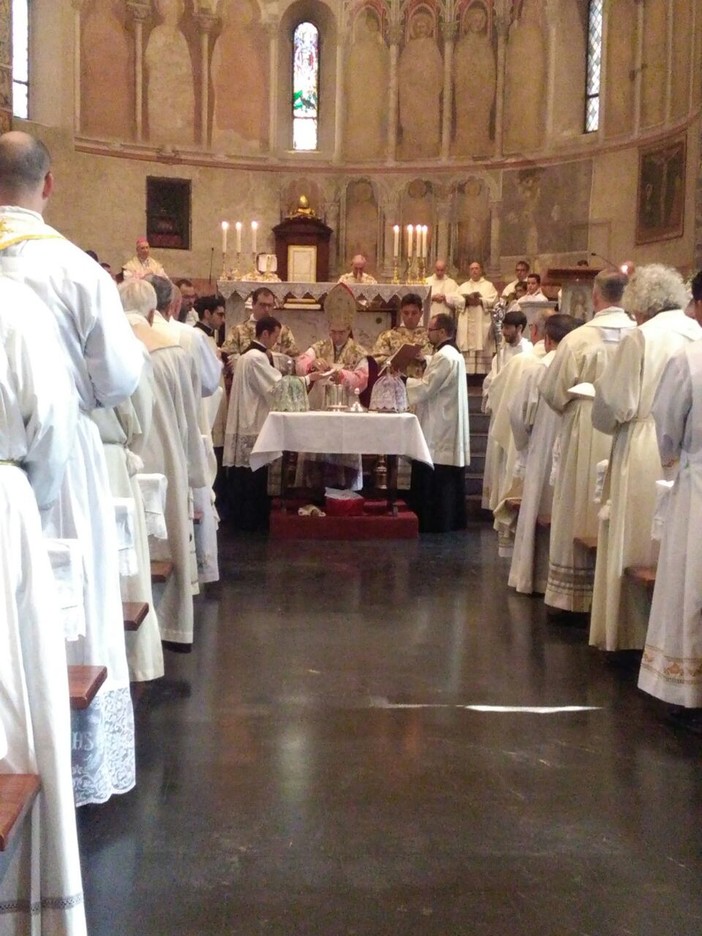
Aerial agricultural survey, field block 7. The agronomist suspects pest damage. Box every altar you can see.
[217,281,432,355]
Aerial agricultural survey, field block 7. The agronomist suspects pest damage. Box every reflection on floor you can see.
[78,525,702,935]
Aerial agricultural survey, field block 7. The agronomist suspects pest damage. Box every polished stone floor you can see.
[78,525,702,935]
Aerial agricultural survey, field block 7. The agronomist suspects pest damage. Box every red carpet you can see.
[270,499,418,540]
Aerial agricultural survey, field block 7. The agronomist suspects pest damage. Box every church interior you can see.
[2,0,702,934]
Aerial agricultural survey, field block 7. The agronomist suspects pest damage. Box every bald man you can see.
[338,254,378,284]
[425,258,465,321]
[122,236,166,280]
[0,130,144,807]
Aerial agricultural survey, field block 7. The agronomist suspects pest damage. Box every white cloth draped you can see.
[639,343,702,707]
[46,538,86,642]
[136,473,169,539]
[589,310,702,651]
[539,308,636,612]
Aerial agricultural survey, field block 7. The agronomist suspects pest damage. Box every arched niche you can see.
[276,0,338,157]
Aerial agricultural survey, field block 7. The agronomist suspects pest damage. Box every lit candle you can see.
[221,221,229,253]
[407,224,413,258]
[235,221,242,253]
[393,224,400,259]
[251,220,258,254]
[421,225,428,258]
[415,225,421,259]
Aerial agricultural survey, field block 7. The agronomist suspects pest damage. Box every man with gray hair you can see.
[338,253,377,284]
[589,264,702,652]
[0,130,144,806]
[119,278,208,651]
[540,270,636,614]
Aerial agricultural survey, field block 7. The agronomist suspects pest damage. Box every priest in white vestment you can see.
[146,275,223,585]
[501,259,531,300]
[122,281,208,650]
[406,312,470,532]
[0,277,87,936]
[482,307,534,407]
[507,314,583,594]
[426,259,465,323]
[540,270,635,613]
[338,254,378,285]
[457,260,498,374]
[638,300,702,708]
[0,131,144,805]
[92,349,165,684]
[590,265,702,652]
[224,316,319,530]
[122,236,166,279]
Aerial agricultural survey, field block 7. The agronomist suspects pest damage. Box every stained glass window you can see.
[585,0,603,132]
[292,21,319,151]
[12,0,29,119]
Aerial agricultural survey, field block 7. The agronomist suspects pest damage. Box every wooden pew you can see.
[574,535,598,556]
[0,775,40,852]
[68,665,107,711]
[624,565,657,597]
[123,600,149,631]
[150,560,174,584]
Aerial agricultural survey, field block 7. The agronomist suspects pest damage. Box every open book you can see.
[378,342,424,375]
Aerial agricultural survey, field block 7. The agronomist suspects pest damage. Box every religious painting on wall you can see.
[146,177,191,250]
[500,160,592,259]
[635,136,686,245]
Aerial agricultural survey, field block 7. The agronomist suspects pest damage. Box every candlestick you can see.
[251,220,258,254]
[407,224,413,258]
[235,221,242,253]
[221,220,229,254]
[393,224,400,259]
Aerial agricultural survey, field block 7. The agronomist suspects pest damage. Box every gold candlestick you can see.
[221,250,228,279]
[392,256,400,284]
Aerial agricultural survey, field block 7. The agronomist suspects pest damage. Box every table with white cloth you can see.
[250,411,433,514]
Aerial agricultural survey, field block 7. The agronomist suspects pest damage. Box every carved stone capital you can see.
[194,11,220,34]
[387,23,403,46]
[126,0,151,23]
[441,21,458,42]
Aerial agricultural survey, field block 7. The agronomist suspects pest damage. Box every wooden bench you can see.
[536,515,551,529]
[574,535,598,556]
[0,774,41,851]
[150,560,174,584]
[123,601,149,632]
[68,665,107,711]
[624,565,657,596]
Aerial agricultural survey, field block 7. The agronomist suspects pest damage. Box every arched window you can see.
[12,0,30,118]
[585,0,603,132]
[292,21,319,151]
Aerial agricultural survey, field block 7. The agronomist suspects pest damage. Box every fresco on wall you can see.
[604,0,636,137]
[344,5,389,161]
[211,0,269,153]
[640,0,666,129]
[81,0,133,139]
[501,160,593,258]
[503,0,545,153]
[452,177,491,275]
[453,1,496,158]
[398,7,443,159]
[145,0,195,145]
[344,179,379,273]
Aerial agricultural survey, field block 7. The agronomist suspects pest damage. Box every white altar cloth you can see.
[249,412,433,472]
[217,280,431,310]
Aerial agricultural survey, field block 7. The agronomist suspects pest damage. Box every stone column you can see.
[440,20,457,161]
[72,0,89,134]
[435,191,452,264]
[333,35,345,163]
[264,19,279,157]
[194,8,219,147]
[488,199,502,276]
[386,22,402,164]
[544,0,559,140]
[126,0,151,143]
[633,0,645,136]
[493,2,511,159]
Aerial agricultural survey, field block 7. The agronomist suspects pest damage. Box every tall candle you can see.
[393,224,400,259]
[407,224,413,258]
[421,225,428,258]
[221,221,229,253]
[251,220,258,254]
[415,225,421,259]
[235,221,242,253]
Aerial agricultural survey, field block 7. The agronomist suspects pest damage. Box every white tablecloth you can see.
[217,280,431,310]
[249,412,433,471]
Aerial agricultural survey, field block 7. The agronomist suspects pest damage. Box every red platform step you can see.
[270,500,418,540]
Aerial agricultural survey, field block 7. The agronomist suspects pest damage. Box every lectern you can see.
[272,216,333,282]
[544,267,600,322]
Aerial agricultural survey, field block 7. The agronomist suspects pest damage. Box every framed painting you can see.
[146,177,191,250]
[635,136,686,245]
